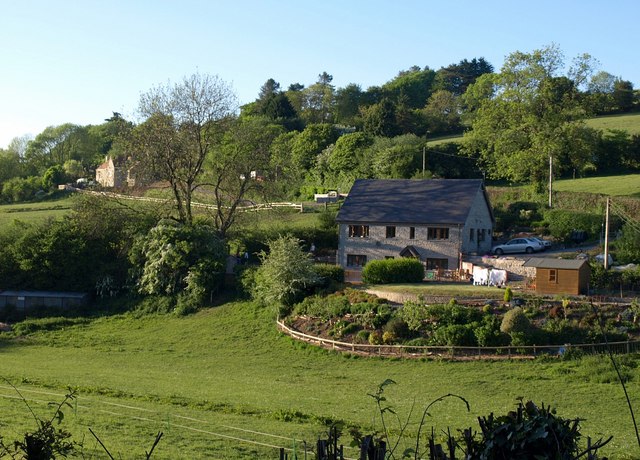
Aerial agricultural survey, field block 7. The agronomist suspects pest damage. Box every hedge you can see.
[362,258,424,284]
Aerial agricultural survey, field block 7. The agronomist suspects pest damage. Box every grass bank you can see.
[0,195,75,228]
[0,301,638,458]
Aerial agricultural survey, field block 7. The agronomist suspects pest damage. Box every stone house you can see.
[95,156,127,188]
[95,156,145,188]
[335,179,494,281]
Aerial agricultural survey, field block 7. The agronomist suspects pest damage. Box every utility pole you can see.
[548,154,553,208]
[422,147,426,178]
[604,197,610,270]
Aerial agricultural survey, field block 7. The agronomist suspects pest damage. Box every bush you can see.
[383,317,410,340]
[432,323,477,346]
[355,329,370,343]
[500,307,531,335]
[362,258,424,284]
[543,209,603,244]
[314,263,344,285]
[474,316,510,347]
[382,331,396,344]
[293,294,351,320]
[368,330,383,345]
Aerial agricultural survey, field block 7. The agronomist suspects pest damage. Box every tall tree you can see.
[202,116,283,237]
[382,66,436,109]
[462,44,594,185]
[362,98,400,137]
[333,83,364,126]
[24,124,95,174]
[301,72,335,124]
[613,79,635,112]
[435,57,494,96]
[131,72,237,225]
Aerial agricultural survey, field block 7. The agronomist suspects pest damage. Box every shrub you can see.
[382,331,396,344]
[503,287,513,303]
[383,317,410,340]
[314,263,344,284]
[355,330,370,343]
[474,316,510,347]
[470,400,608,458]
[500,307,531,335]
[362,258,424,284]
[253,235,320,309]
[543,209,603,243]
[368,330,383,345]
[398,300,429,332]
[432,323,478,346]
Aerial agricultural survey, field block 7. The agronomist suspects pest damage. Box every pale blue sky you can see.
[1,0,638,148]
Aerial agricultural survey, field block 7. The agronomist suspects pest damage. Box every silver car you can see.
[492,237,544,255]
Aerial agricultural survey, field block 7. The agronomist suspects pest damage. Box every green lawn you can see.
[0,195,75,228]
[0,302,638,458]
[553,174,640,197]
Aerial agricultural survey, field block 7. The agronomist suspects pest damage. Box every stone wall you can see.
[479,256,536,279]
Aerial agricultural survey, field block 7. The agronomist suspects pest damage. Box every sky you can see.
[1,0,639,149]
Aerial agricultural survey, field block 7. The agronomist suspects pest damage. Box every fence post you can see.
[628,341,631,354]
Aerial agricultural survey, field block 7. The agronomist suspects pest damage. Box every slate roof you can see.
[523,258,589,270]
[336,179,489,225]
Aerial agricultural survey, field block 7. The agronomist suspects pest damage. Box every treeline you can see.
[1,45,640,205]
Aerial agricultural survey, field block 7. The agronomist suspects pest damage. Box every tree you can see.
[301,72,335,124]
[434,57,494,96]
[613,79,634,112]
[203,116,284,237]
[369,134,424,178]
[253,235,319,313]
[382,66,436,109]
[421,89,462,135]
[41,165,66,190]
[462,44,593,185]
[24,124,99,175]
[333,83,364,126]
[362,98,400,137]
[290,123,339,172]
[131,72,237,225]
[128,221,226,304]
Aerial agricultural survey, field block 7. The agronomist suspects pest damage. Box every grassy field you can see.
[0,195,75,228]
[0,301,638,458]
[552,173,640,197]
[586,112,640,135]
[425,112,640,148]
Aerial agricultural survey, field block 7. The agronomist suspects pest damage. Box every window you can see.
[348,225,369,238]
[549,269,557,283]
[479,229,486,242]
[409,227,415,239]
[428,227,449,240]
[426,258,448,270]
[347,254,367,267]
[386,226,396,238]
[469,228,474,241]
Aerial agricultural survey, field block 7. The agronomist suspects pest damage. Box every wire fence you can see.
[277,320,640,360]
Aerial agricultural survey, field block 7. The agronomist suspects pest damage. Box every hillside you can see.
[0,302,638,458]
[586,112,640,135]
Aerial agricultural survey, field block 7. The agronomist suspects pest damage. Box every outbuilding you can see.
[522,258,590,295]
[0,290,88,315]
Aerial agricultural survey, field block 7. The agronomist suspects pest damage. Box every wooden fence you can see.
[276,320,640,360]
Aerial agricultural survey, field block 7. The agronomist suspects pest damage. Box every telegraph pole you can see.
[548,154,553,208]
[604,197,610,270]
